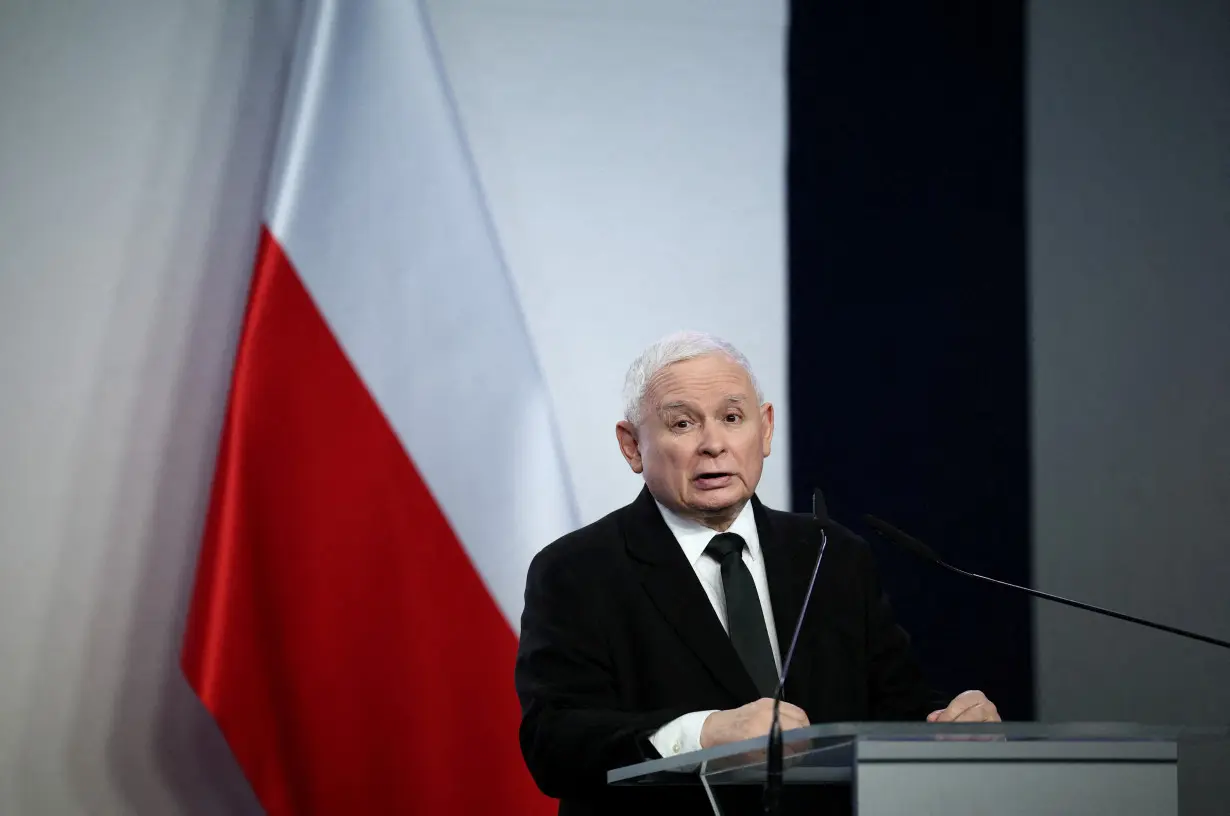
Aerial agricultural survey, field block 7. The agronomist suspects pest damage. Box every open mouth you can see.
[694,472,734,489]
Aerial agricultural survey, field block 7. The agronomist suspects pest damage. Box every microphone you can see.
[764,489,831,815]
[862,514,1230,650]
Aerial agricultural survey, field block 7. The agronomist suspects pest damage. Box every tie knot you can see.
[705,532,746,562]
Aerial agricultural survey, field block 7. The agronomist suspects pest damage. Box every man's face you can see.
[616,354,774,527]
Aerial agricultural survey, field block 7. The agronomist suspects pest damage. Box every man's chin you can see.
[687,486,747,514]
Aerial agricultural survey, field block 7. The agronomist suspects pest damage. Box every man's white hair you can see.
[622,331,763,426]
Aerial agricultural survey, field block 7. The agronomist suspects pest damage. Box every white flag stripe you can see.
[265,0,579,630]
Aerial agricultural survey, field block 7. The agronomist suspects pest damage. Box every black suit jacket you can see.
[515,488,942,814]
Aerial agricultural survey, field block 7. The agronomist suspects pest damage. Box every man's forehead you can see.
[647,358,755,406]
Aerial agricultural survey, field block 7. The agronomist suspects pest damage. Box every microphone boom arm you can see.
[863,514,1230,651]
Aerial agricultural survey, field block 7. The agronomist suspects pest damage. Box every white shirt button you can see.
[672,740,681,754]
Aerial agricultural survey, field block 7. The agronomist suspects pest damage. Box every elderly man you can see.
[516,331,998,813]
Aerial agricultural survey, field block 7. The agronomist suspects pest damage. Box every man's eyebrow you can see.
[659,400,691,413]
[657,396,749,417]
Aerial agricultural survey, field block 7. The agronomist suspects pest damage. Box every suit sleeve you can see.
[515,548,692,799]
[856,541,948,720]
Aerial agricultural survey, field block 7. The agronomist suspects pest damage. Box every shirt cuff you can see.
[648,710,719,757]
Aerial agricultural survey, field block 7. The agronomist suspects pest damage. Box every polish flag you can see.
[180,2,577,813]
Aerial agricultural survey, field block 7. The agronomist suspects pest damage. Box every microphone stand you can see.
[764,490,830,815]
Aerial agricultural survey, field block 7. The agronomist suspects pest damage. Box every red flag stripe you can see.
[182,228,554,814]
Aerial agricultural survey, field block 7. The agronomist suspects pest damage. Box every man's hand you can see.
[699,698,810,748]
[927,689,1000,722]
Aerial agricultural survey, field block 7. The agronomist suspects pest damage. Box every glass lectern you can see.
[608,721,1228,815]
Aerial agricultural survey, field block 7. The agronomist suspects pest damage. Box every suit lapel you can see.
[622,488,760,703]
[753,497,817,702]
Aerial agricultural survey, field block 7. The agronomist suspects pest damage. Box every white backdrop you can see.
[0,1,786,812]
[427,0,791,520]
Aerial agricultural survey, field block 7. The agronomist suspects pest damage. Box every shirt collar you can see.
[654,497,761,567]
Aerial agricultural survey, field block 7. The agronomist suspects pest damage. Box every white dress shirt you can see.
[647,500,783,758]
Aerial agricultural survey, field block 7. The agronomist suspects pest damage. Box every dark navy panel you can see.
[787,1,1034,718]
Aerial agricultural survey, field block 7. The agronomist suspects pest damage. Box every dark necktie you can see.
[705,532,779,698]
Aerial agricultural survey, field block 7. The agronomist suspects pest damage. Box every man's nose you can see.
[697,423,727,456]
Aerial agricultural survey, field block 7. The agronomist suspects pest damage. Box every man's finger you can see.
[951,702,991,722]
[753,703,804,733]
[778,702,808,722]
[954,701,1000,723]
[931,702,967,723]
[935,690,989,722]
[773,708,809,732]
[932,702,975,722]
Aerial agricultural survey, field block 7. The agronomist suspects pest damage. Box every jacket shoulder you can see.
[527,501,629,579]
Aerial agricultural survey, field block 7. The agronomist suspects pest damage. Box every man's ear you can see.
[760,402,774,458]
[615,421,644,474]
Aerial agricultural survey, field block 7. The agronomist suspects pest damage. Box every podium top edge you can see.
[606,721,1230,783]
